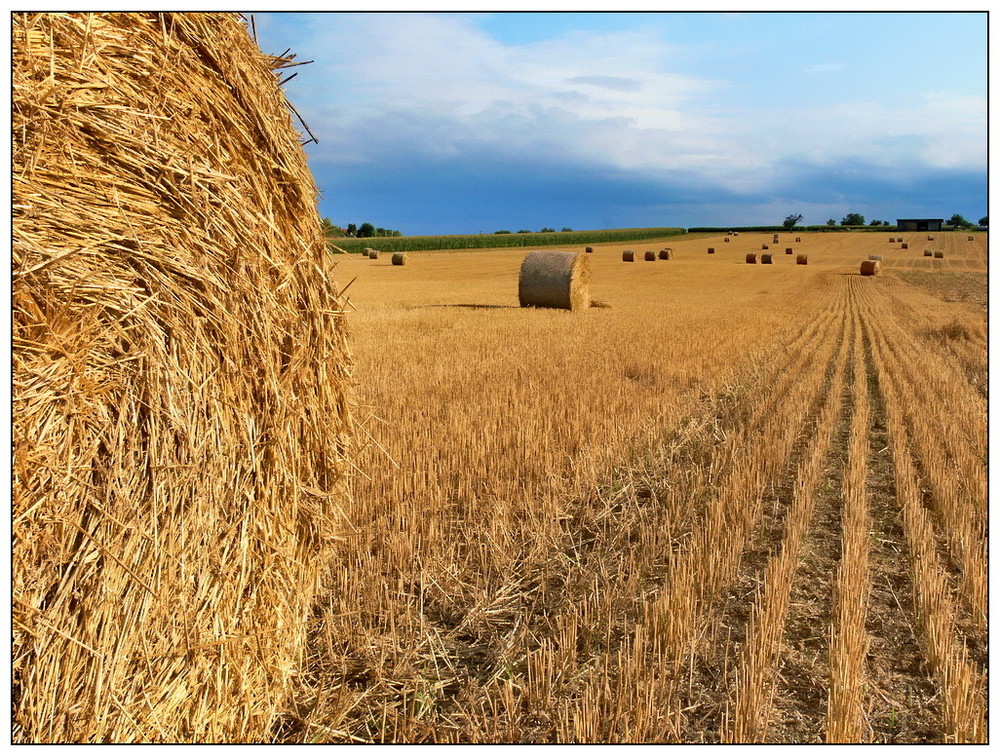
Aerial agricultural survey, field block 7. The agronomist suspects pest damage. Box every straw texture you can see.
[518,250,591,310]
[13,12,352,743]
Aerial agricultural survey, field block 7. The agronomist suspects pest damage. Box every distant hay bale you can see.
[868,254,883,260]
[889,237,895,243]
[785,248,793,254]
[644,250,656,261]
[968,235,974,241]
[762,244,769,250]
[934,250,945,259]
[746,253,758,264]
[622,250,635,262]
[585,246,594,253]
[707,247,715,254]
[860,260,881,276]
[927,235,935,240]
[13,12,352,743]
[518,250,590,310]
[391,252,408,265]
[796,254,808,265]
[795,237,801,242]
[901,242,908,249]
[761,253,773,264]
[724,237,730,242]
[363,247,374,256]
[369,249,380,259]
[658,249,673,259]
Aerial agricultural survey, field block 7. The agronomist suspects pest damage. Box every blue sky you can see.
[253,11,986,235]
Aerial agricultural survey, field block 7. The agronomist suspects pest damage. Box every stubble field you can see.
[286,231,986,744]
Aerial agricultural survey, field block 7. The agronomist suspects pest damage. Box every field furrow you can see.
[548,282,849,742]
[860,285,986,743]
[722,294,851,743]
[854,284,987,641]
[825,292,871,742]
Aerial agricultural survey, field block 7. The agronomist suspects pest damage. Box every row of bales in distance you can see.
[388,228,966,313]
[621,248,674,261]
[362,247,409,265]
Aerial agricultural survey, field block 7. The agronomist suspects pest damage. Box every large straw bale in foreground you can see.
[13,12,352,742]
[518,250,591,310]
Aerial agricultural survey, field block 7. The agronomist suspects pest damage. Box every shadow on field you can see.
[420,304,519,310]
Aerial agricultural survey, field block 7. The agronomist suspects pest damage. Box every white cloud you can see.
[269,12,985,195]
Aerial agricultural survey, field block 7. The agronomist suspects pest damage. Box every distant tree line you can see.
[494,227,573,234]
[322,218,402,238]
[786,213,986,229]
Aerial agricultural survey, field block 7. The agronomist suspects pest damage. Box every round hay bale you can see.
[924,249,933,256]
[934,250,945,259]
[391,252,408,265]
[968,235,974,241]
[761,253,773,264]
[363,247,374,256]
[724,237,730,242]
[658,249,672,260]
[889,237,895,243]
[622,250,635,262]
[860,260,881,276]
[901,242,908,249]
[12,12,352,743]
[796,254,808,265]
[707,247,715,254]
[369,249,380,260]
[644,250,656,261]
[785,247,793,254]
[927,235,935,240]
[795,237,802,242]
[868,254,883,261]
[585,246,594,253]
[746,253,758,264]
[762,243,769,250]
[519,250,590,310]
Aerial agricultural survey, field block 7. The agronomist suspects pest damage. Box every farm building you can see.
[896,218,943,232]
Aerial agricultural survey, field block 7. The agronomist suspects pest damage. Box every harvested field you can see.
[284,230,985,744]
